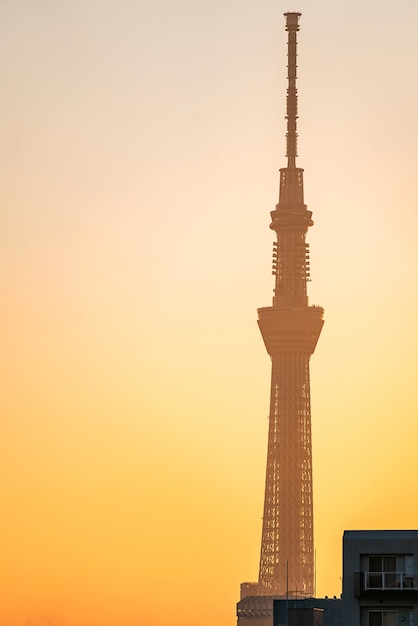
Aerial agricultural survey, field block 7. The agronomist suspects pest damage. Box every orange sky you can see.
[2,1,418,625]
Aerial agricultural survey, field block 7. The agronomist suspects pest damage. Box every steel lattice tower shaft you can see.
[257,12,324,598]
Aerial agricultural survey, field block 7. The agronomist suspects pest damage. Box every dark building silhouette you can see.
[341,530,418,625]
[240,11,324,601]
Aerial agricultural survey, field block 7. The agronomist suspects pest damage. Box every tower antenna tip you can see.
[284,12,301,31]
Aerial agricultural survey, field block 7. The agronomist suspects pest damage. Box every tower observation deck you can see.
[256,12,324,598]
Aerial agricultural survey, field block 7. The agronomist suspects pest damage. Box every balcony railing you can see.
[364,572,418,591]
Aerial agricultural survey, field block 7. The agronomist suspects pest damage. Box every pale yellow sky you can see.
[1,1,418,625]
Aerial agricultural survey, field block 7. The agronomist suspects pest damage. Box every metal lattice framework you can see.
[258,353,314,596]
[256,12,324,598]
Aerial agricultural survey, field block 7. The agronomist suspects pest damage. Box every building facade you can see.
[342,530,418,626]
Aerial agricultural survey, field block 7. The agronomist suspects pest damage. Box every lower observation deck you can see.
[257,305,324,355]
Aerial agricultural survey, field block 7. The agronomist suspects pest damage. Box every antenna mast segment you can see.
[284,12,301,168]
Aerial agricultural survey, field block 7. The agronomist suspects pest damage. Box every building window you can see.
[368,556,397,588]
[369,611,397,626]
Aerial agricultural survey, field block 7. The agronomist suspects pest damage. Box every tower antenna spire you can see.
[284,12,301,169]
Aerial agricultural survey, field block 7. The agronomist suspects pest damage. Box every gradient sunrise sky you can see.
[1,1,418,625]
